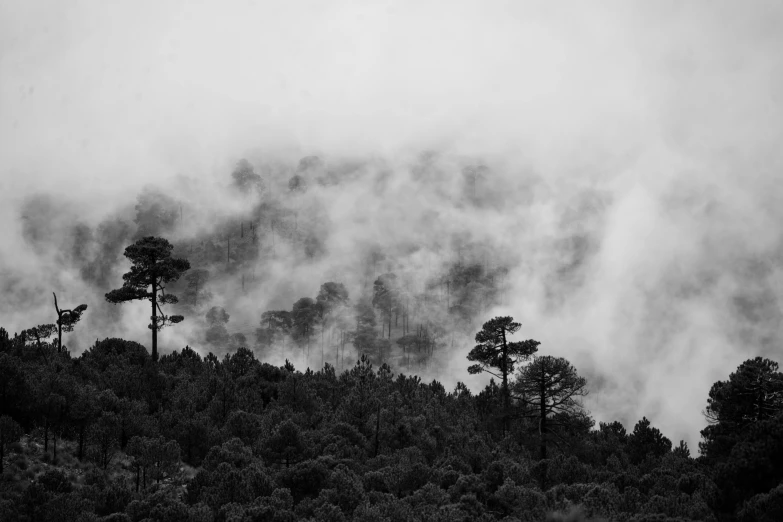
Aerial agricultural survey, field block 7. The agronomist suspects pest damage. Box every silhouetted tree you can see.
[627,416,671,464]
[467,316,539,433]
[105,237,190,361]
[52,292,87,352]
[700,357,783,462]
[513,355,589,460]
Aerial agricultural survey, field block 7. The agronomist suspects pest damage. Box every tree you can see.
[373,273,398,338]
[467,316,539,433]
[24,324,57,359]
[205,307,231,348]
[105,237,190,361]
[316,282,349,367]
[231,159,264,195]
[288,175,307,193]
[700,357,783,461]
[0,415,22,474]
[513,355,589,459]
[353,298,378,358]
[133,187,180,238]
[627,416,671,464]
[292,298,317,365]
[52,293,87,353]
[183,269,211,309]
[127,436,181,490]
[256,310,292,351]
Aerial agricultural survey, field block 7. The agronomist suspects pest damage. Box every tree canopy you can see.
[105,236,190,360]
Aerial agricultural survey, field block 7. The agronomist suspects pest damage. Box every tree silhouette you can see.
[513,355,589,459]
[52,292,87,352]
[467,316,539,433]
[105,237,190,361]
[700,356,783,462]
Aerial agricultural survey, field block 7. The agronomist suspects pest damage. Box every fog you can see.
[2,0,783,449]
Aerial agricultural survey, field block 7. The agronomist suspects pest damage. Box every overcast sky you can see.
[2,0,783,448]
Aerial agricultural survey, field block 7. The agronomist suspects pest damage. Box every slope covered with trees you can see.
[2,303,783,520]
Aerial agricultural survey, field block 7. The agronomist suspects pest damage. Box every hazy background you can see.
[3,0,783,449]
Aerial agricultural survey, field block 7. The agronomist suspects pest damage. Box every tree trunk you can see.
[374,403,381,457]
[501,329,509,436]
[44,419,49,453]
[539,364,547,460]
[78,426,85,460]
[151,289,158,361]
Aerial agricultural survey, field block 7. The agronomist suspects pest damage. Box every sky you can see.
[2,0,783,448]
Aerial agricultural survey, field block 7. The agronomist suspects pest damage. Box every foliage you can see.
[0,308,781,521]
[105,237,190,360]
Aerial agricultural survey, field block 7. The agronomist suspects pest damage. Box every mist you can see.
[3,0,783,450]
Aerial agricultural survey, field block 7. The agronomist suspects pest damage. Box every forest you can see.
[2,158,783,522]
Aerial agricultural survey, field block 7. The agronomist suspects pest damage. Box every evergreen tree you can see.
[52,293,87,352]
[467,316,539,434]
[105,237,190,361]
[514,355,589,460]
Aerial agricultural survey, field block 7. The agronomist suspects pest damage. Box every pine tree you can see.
[105,237,190,361]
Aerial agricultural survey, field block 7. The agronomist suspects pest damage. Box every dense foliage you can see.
[2,320,782,521]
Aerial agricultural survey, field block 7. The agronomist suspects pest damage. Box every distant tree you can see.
[52,292,87,352]
[317,282,350,315]
[373,273,398,338]
[205,307,230,348]
[231,159,264,195]
[288,175,307,193]
[229,333,247,350]
[105,237,190,361]
[292,298,317,364]
[257,310,293,350]
[353,298,378,358]
[396,334,417,368]
[206,306,230,325]
[296,155,323,173]
[316,282,350,367]
[513,355,589,460]
[467,316,539,433]
[183,269,211,309]
[133,186,180,238]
